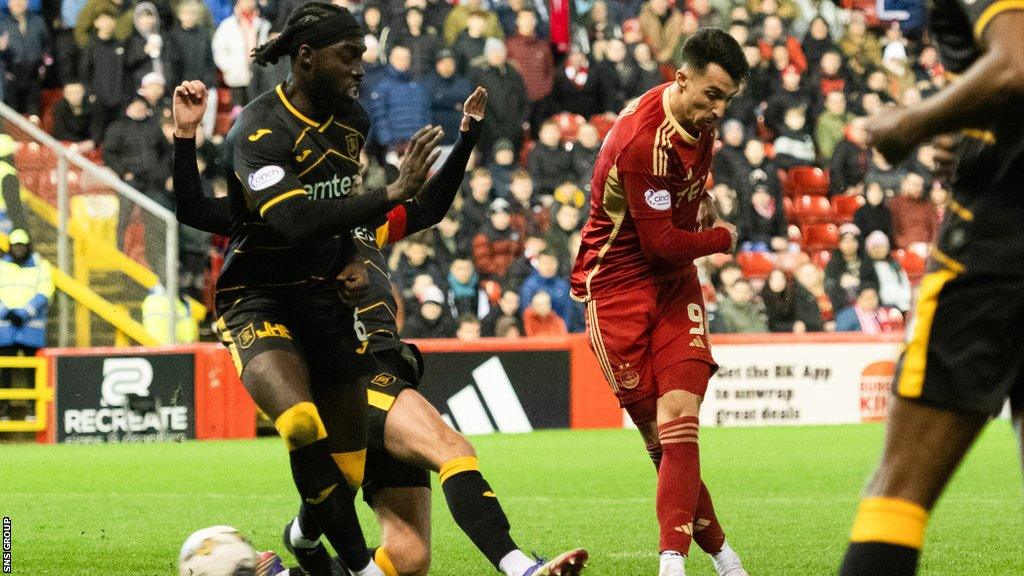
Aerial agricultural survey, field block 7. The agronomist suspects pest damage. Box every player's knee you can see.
[382,542,431,576]
[656,390,701,424]
[274,402,327,451]
[445,429,476,459]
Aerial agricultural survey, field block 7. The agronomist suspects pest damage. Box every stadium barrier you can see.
[0,356,51,432]
[32,334,906,443]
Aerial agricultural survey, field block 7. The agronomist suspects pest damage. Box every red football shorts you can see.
[584,268,717,424]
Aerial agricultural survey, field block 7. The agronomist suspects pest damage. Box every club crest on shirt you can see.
[248,165,285,191]
[645,189,672,211]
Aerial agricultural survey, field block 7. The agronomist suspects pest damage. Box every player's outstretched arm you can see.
[867,10,1024,163]
[171,80,232,234]
[397,87,487,240]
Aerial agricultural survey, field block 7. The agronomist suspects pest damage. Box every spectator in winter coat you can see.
[570,123,600,193]
[794,262,835,331]
[864,231,912,313]
[829,116,870,196]
[527,120,572,197]
[102,97,170,195]
[772,106,816,169]
[738,139,783,205]
[888,171,937,250]
[432,211,473,272]
[368,45,431,153]
[137,71,170,120]
[738,186,788,252]
[815,90,852,161]
[550,45,602,118]
[593,39,634,114]
[168,0,216,136]
[716,278,768,333]
[443,0,502,45]
[758,15,807,73]
[124,2,180,90]
[212,0,270,105]
[507,169,544,237]
[471,37,528,159]
[421,49,474,146]
[853,182,894,241]
[445,257,491,320]
[545,202,581,276]
[394,239,445,293]
[73,0,133,47]
[51,82,94,145]
[761,269,806,332]
[824,225,879,313]
[638,0,683,65]
[401,285,458,338]
[523,290,567,337]
[461,166,494,236]
[450,10,488,74]
[765,65,810,135]
[488,139,516,198]
[0,0,49,115]
[79,10,126,142]
[835,287,901,334]
[711,120,748,191]
[519,250,579,333]
[505,9,553,127]
[837,12,882,78]
[481,289,524,337]
[394,8,440,78]
[629,42,665,98]
[472,197,524,281]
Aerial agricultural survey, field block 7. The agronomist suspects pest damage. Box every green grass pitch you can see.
[2,423,1021,575]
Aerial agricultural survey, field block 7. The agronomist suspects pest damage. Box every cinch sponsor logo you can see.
[645,189,672,211]
[440,357,533,435]
[304,175,354,199]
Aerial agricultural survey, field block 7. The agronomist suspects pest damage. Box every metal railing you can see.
[0,356,51,432]
[0,102,179,344]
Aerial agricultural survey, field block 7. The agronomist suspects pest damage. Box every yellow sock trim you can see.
[274,402,327,451]
[332,449,367,490]
[850,497,929,549]
[439,456,479,484]
[374,547,399,576]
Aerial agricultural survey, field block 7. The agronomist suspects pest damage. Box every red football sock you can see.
[657,416,702,554]
[693,481,727,555]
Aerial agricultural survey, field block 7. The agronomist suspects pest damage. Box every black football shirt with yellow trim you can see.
[217,84,371,302]
[929,0,1024,274]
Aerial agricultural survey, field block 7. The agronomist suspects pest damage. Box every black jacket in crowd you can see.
[51,99,93,142]
[527,141,573,197]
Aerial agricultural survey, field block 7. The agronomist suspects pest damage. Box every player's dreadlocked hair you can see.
[252,1,361,66]
[680,28,750,83]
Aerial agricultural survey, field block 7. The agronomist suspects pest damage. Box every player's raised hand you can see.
[714,219,738,254]
[460,87,487,132]
[173,80,208,139]
[865,105,915,164]
[387,125,444,203]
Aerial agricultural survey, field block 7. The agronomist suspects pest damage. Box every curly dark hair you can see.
[251,1,348,66]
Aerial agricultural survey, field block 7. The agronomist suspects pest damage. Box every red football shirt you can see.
[570,82,732,300]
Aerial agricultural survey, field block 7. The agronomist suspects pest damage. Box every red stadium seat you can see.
[892,249,927,283]
[550,112,586,143]
[791,194,832,224]
[784,166,830,197]
[736,251,775,280]
[589,114,617,139]
[831,194,865,223]
[801,223,840,252]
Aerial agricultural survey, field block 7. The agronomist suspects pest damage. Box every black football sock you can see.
[440,456,518,569]
[839,497,927,576]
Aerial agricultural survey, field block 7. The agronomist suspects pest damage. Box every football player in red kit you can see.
[570,28,749,576]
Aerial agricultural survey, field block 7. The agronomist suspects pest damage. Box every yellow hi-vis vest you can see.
[142,292,199,344]
[0,255,54,309]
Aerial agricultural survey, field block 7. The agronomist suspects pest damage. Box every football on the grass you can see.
[178,525,257,576]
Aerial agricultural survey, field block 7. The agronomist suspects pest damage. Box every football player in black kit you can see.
[838,3,1024,575]
[173,56,586,576]
[183,3,444,575]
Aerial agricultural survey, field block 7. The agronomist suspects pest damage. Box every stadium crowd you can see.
[0,0,946,339]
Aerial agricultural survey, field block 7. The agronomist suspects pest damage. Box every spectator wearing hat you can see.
[138,71,171,119]
[394,8,441,78]
[527,120,572,197]
[829,116,870,196]
[835,286,902,334]
[519,249,580,332]
[637,0,683,65]
[169,0,217,136]
[401,285,458,338]
[212,0,270,106]
[368,44,431,154]
[888,171,937,251]
[473,197,524,282]
[78,9,126,143]
[488,139,516,198]
[51,82,94,147]
[471,37,528,158]
[481,289,524,337]
[864,231,912,313]
[505,10,553,121]
[0,228,53,414]
[125,2,180,90]
[824,224,879,313]
[421,48,474,146]
[853,182,894,241]
[881,41,916,101]
[0,0,50,116]
[523,290,567,337]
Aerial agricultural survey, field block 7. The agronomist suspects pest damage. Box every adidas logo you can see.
[690,337,705,348]
[440,357,534,435]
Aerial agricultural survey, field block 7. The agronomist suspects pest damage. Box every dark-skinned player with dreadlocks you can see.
[179,3,444,576]
[173,64,586,576]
